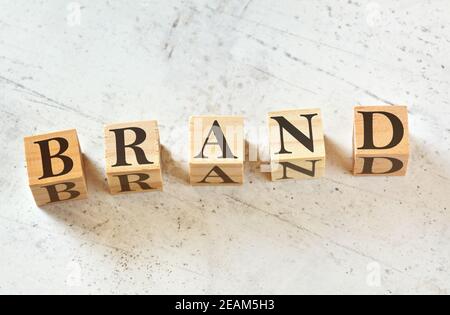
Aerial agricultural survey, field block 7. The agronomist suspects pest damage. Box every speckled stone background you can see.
[0,0,449,295]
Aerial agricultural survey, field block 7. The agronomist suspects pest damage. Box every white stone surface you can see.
[0,0,449,295]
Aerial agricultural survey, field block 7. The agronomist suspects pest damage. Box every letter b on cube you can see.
[24,129,88,206]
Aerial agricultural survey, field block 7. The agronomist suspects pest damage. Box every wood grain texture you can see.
[24,129,88,206]
[104,121,163,194]
[1,0,449,295]
[268,109,325,180]
[189,116,244,185]
[353,106,409,176]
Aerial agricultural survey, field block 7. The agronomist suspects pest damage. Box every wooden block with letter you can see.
[105,121,163,194]
[353,106,409,176]
[189,116,244,185]
[268,109,326,181]
[24,129,88,206]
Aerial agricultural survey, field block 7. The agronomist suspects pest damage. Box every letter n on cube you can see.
[268,109,326,181]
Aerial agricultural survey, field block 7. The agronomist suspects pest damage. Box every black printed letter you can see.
[271,114,318,154]
[359,157,404,175]
[35,137,74,180]
[110,127,153,167]
[114,173,153,192]
[195,121,238,159]
[199,166,237,184]
[358,111,404,150]
[277,160,320,180]
[43,182,80,204]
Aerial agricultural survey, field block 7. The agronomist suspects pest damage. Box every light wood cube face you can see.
[353,106,409,176]
[104,121,163,194]
[268,109,326,181]
[24,129,88,206]
[189,116,244,185]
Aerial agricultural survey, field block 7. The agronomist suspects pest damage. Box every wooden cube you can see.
[189,116,244,185]
[268,109,326,180]
[24,129,88,206]
[104,121,163,194]
[353,106,409,176]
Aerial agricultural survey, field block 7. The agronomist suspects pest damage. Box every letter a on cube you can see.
[24,129,88,206]
[104,121,163,194]
[353,106,409,176]
[268,109,326,181]
[189,116,244,185]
